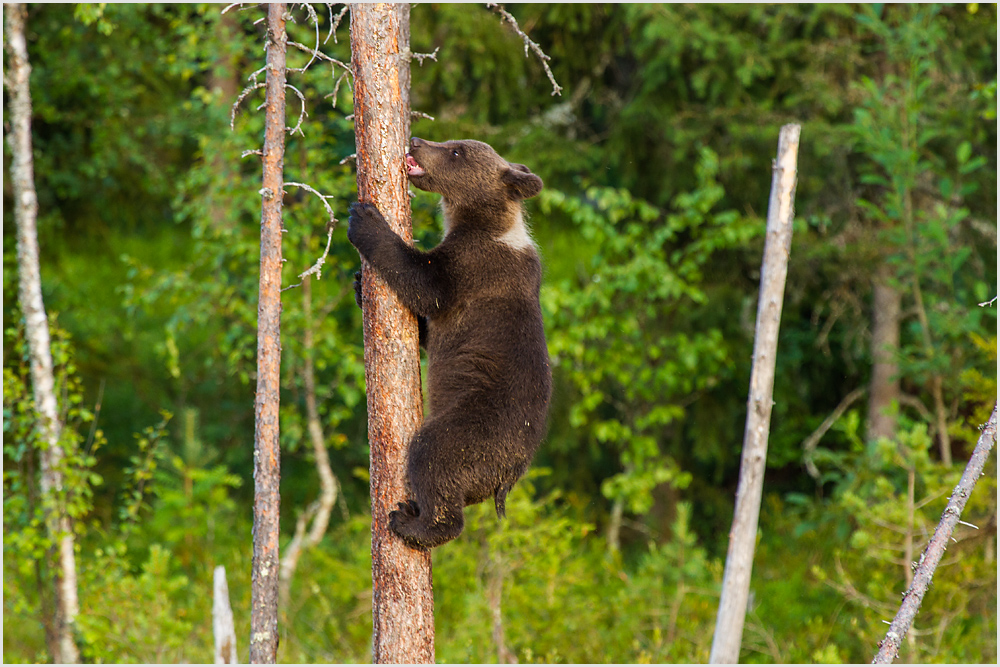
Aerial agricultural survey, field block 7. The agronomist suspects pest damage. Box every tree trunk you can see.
[350,4,435,663]
[250,4,287,663]
[487,551,517,664]
[873,404,997,664]
[606,496,624,555]
[5,5,81,663]
[710,124,800,664]
[214,566,239,664]
[867,274,901,442]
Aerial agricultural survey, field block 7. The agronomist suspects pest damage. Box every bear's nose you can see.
[410,137,425,148]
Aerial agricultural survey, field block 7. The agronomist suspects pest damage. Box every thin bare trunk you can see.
[487,552,517,664]
[606,496,624,554]
[214,566,239,664]
[867,274,901,442]
[250,4,287,663]
[5,5,80,663]
[900,108,951,466]
[710,124,800,664]
[278,272,339,608]
[873,404,996,664]
[350,4,435,662]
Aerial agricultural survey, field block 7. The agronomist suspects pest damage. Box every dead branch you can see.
[412,46,440,65]
[285,83,308,135]
[287,40,351,71]
[327,69,352,109]
[326,4,349,44]
[230,81,266,130]
[292,2,322,74]
[802,387,867,479]
[486,3,563,96]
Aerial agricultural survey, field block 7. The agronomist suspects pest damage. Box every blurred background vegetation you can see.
[3,3,996,663]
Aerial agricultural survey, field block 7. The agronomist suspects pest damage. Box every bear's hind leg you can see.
[388,423,470,548]
[389,493,464,549]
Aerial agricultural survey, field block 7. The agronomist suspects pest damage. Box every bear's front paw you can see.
[347,201,388,256]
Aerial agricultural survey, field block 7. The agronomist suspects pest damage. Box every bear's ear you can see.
[502,164,543,200]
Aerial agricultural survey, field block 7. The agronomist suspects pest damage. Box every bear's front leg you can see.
[347,201,449,318]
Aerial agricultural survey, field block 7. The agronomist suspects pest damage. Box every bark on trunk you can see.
[5,5,81,663]
[867,275,901,442]
[710,124,800,664]
[350,4,435,663]
[250,4,287,663]
[214,566,239,664]
[872,404,997,664]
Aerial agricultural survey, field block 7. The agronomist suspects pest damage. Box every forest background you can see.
[2,3,997,664]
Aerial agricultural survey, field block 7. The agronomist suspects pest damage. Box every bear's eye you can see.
[451,149,460,157]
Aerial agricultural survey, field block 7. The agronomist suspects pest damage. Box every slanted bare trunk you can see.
[250,4,287,663]
[5,5,80,663]
[710,124,800,664]
[867,273,901,442]
[873,404,997,663]
[350,4,435,662]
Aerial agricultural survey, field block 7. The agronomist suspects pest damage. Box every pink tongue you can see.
[405,154,425,176]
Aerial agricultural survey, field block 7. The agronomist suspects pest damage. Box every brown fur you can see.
[347,137,551,548]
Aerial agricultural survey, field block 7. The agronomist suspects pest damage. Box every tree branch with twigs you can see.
[487,3,563,96]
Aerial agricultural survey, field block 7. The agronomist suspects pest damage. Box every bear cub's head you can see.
[405,137,543,207]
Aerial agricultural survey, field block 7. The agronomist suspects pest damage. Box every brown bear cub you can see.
[347,137,552,549]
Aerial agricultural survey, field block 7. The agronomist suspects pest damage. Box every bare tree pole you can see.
[4,5,81,663]
[872,403,997,664]
[250,3,287,663]
[710,124,801,664]
[350,3,435,663]
[214,566,239,664]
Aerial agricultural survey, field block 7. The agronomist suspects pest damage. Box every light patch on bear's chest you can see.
[439,199,452,237]
[497,210,536,251]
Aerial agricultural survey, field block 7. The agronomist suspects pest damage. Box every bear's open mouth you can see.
[405,153,426,177]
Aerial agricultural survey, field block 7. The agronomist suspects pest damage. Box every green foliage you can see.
[799,412,997,662]
[433,474,721,663]
[3,318,103,564]
[541,149,755,519]
[3,3,996,664]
